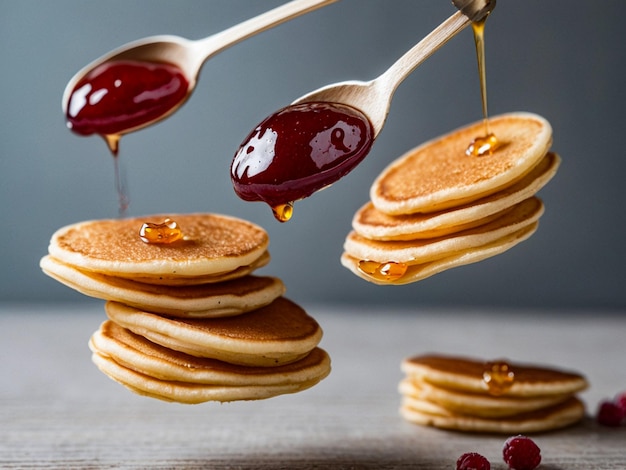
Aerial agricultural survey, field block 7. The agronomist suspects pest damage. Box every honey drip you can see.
[466,17,499,157]
[103,133,130,216]
[482,361,515,396]
[112,154,130,216]
[358,260,408,282]
[139,218,183,244]
[272,202,294,223]
[104,134,120,156]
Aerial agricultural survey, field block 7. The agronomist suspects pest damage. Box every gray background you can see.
[1,1,624,310]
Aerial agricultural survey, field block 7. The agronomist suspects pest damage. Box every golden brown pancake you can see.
[401,354,588,397]
[89,321,331,403]
[400,396,585,434]
[41,255,285,317]
[341,223,537,285]
[121,251,271,285]
[344,197,543,267]
[105,298,323,367]
[46,213,269,284]
[353,152,560,241]
[91,320,330,385]
[371,112,553,215]
[398,378,572,418]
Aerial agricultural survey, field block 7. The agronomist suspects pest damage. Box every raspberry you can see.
[456,452,491,470]
[502,435,541,470]
[614,392,626,414]
[597,400,624,427]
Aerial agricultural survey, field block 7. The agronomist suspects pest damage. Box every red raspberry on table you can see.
[502,435,541,470]
[456,452,490,470]
[597,400,625,427]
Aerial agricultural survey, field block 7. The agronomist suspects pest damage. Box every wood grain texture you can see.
[1,303,624,468]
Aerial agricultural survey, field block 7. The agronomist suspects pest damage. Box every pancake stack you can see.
[399,354,588,434]
[341,112,560,285]
[41,213,330,403]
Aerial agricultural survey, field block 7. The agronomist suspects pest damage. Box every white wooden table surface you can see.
[1,302,625,469]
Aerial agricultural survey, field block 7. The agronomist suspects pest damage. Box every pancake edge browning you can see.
[370,112,553,215]
[47,213,269,280]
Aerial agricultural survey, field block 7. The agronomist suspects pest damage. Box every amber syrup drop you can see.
[466,17,499,157]
[466,133,499,157]
[358,260,408,282]
[271,202,294,223]
[482,361,515,395]
[139,218,183,244]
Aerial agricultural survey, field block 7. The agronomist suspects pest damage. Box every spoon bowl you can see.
[62,0,337,133]
[292,0,496,137]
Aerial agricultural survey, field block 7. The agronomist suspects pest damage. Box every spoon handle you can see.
[378,11,470,96]
[194,0,338,62]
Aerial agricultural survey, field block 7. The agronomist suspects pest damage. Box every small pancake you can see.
[401,354,588,398]
[341,223,537,285]
[353,152,560,241]
[90,321,330,387]
[371,112,553,215]
[344,197,543,266]
[46,213,269,284]
[88,321,330,403]
[40,255,285,318]
[105,298,323,367]
[398,378,572,418]
[400,396,585,434]
[123,251,270,286]
[91,349,330,404]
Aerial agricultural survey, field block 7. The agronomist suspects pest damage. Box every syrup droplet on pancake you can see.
[139,218,183,244]
[272,202,294,223]
[358,260,408,282]
[466,15,499,157]
[483,361,515,395]
[231,102,374,221]
[466,132,499,157]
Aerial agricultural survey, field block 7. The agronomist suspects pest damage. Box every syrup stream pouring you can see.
[61,0,338,134]
[292,0,496,138]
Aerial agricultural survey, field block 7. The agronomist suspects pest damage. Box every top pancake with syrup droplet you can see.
[370,113,552,215]
[402,354,588,397]
[47,213,269,282]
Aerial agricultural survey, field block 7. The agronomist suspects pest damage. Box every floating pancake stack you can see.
[341,112,560,284]
[41,213,330,403]
[399,354,588,434]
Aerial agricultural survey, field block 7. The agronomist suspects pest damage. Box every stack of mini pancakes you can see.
[341,112,560,285]
[399,354,588,434]
[41,213,330,403]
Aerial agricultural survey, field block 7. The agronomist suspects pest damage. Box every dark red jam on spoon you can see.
[231,102,374,222]
[66,60,190,141]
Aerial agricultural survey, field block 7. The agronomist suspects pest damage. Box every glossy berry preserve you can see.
[66,60,189,138]
[231,102,374,219]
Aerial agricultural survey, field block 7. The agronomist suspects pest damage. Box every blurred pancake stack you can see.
[399,354,588,434]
